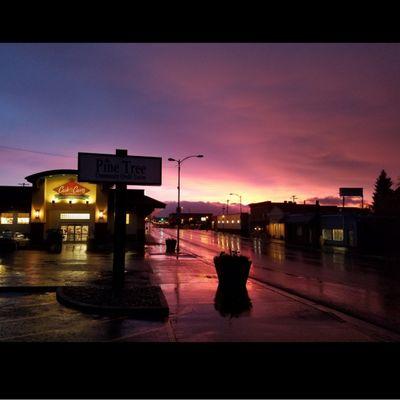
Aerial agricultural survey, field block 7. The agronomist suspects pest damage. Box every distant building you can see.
[284,213,321,247]
[168,212,212,229]
[152,216,169,226]
[248,199,380,251]
[213,213,250,235]
[248,200,338,239]
[320,214,358,247]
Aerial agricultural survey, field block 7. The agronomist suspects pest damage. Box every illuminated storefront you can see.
[214,213,250,234]
[0,169,165,248]
[26,170,107,244]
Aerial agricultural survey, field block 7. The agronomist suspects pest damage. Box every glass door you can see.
[81,225,89,242]
[60,225,68,242]
[75,225,82,241]
[67,225,75,242]
[59,224,89,242]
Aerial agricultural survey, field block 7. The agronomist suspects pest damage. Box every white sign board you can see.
[78,152,162,185]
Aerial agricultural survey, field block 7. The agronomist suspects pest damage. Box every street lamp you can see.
[229,192,242,214]
[168,154,204,257]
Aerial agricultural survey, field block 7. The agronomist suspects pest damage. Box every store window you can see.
[333,229,344,242]
[60,213,90,220]
[17,213,30,224]
[1,213,14,224]
[126,213,130,224]
[322,229,332,240]
[269,223,285,238]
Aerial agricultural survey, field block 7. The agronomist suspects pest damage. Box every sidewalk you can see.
[145,243,399,342]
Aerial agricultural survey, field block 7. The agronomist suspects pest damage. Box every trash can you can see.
[165,238,177,254]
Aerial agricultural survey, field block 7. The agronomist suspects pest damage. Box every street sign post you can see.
[78,152,162,185]
[339,187,364,208]
[78,150,162,288]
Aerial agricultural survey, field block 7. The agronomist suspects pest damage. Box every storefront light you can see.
[35,209,40,219]
[99,210,104,220]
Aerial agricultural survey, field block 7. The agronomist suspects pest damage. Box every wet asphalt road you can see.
[154,227,400,332]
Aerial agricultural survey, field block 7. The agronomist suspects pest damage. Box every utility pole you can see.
[112,149,127,289]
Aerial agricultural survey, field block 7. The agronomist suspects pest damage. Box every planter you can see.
[213,251,252,289]
[165,238,177,254]
[214,284,252,318]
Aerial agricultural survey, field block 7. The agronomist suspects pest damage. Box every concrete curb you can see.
[56,285,169,320]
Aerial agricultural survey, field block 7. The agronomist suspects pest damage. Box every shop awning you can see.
[108,189,166,216]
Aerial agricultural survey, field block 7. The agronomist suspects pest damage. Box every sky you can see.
[1,43,400,206]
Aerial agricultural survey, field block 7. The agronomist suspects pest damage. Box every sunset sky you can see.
[1,43,399,205]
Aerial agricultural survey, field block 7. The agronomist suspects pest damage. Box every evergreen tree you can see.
[372,169,393,215]
[394,176,400,215]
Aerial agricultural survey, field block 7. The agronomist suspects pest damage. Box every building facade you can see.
[0,169,165,250]
[213,213,250,235]
[168,213,212,229]
[248,200,338,238]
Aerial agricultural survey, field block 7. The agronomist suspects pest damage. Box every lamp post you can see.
[168,154,203,258]
[229,192,242,214]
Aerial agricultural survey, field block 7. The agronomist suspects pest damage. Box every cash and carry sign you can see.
[78,152,162,185]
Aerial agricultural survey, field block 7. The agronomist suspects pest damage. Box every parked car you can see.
[0,230,17,252]
[0,230,13,239]
[13,232,30,249]
[0,231,30,250]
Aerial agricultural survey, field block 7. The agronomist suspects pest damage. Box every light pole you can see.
[229,192,242,214]
[168,154,203,257]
